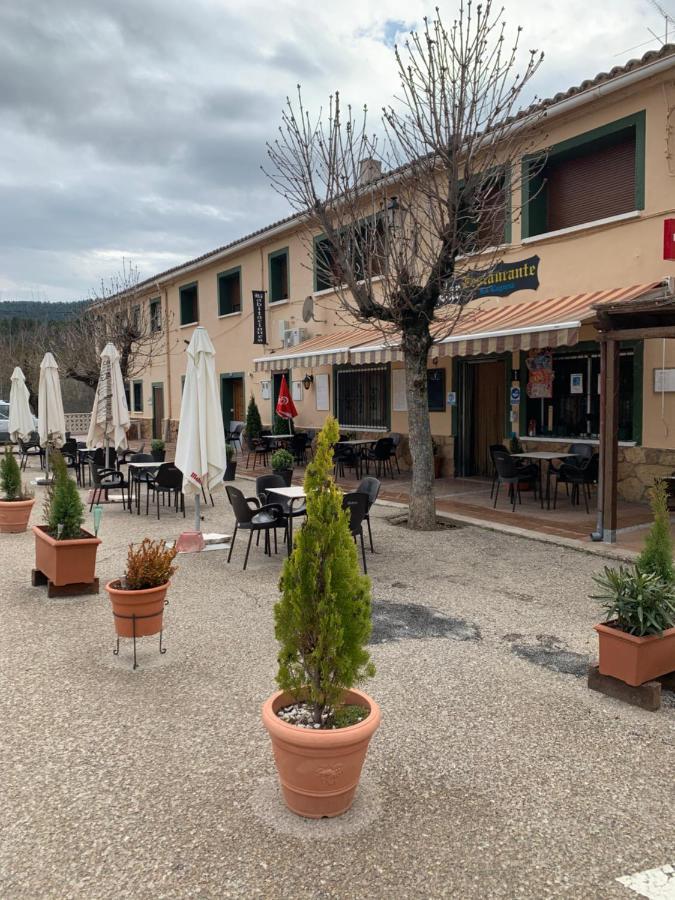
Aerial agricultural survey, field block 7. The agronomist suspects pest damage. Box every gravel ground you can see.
[1,465,674,900]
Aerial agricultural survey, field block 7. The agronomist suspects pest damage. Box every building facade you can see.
[125,46,675,501]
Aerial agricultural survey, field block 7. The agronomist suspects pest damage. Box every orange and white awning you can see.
[253,282,663,371]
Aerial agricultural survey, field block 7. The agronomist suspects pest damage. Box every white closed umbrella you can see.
[86,342,130,465]
[174,326,227,534]
[38,352,66,477]
[9,367,34,443]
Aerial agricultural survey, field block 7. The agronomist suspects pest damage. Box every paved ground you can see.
[1,461,674,899]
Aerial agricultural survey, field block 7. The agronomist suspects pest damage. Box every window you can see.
[149,298,161,332]
[132,380,144,413]
[269,248,289,303]
[336,365,389,430]
[314,217,386,292]
[131,305,141,332]
[457,170,510,253]
[523,346,637,441]
[124,382,131,410]
[218,267,242,316]
[427,368,446,412]
[179,282,199,325]
[522,112,645,238]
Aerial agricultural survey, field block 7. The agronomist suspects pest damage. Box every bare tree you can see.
[58,260,168,390]
[266,2,545,529]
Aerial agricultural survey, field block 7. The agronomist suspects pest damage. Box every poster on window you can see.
[291,381,303,402]
[525,349,554,399]
[315,373,329,411]
[570,373,583,394]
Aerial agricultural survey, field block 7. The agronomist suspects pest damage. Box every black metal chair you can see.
[245,435,269,470]
[334,444,360,480]
[88,460,129,511]
[342,491,369,573]
[549,442,594,497]
[18,431,44,471]
[492,450,538,511]
[365,438,395,479]
[255,473,305,547]
[92,447,118,471]
[289,432,310,465]
[388,432,402,474]
[553,453,599,514]
[228,423,244,453]
[60,438,80,484]
[357,476,380,553]
[146,463,184,519]
[127,453,155,514]
[226,485,285,570]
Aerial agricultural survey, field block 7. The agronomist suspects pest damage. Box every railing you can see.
[64,412,91,435]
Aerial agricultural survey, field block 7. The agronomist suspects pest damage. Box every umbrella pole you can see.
[105,438,110,469]
[194,493,201,533]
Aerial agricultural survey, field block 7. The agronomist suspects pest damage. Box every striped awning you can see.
[253,327,381,372]
[253,282,663,371]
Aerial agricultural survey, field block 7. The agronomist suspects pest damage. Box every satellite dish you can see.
[302,295,327,324]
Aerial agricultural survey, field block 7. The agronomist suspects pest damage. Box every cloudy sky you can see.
[0,0,667,302]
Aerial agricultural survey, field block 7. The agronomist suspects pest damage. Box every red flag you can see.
[275,374,298,420]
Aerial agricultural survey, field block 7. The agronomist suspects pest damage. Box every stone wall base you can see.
[519,440,675,503]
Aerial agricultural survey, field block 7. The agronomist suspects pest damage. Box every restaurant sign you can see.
[453,254,540,301]
[252,290,267,345]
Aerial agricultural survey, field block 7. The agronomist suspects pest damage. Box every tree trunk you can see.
[403,332,436,530]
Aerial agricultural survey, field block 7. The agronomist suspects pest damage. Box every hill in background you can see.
[0,299,86,322]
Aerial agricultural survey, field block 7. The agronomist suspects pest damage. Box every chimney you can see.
[358,158,382,185]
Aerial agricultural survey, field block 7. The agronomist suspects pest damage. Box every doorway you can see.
[221,374,245,432]
[456,358,506,477]
[152,384,164,440]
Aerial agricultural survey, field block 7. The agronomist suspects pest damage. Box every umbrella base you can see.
[175,530,205,553]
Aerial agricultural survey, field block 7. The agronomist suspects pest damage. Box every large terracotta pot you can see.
[33,525,101,586]
[262,688,381,819]
[106,580,169,637]
[595,621,675,686]
[0,498,35,533]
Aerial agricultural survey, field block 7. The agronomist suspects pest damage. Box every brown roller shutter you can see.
[546,135,635,231]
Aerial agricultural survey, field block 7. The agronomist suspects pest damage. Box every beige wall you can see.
[127,67,675,467]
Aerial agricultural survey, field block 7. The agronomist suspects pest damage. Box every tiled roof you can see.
[132,44,675,297]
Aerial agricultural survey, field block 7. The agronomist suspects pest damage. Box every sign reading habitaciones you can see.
[252,290,267,345]
[452,254,540,301]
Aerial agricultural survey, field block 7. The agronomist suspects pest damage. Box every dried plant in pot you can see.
[271,448,294,487]
[106,538,177,638]
[261,416,380,819]
[591,481,675,686]
[0,446,35,533]
[33,451,101,587]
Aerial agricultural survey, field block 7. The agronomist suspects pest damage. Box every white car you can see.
[0,400,38,444]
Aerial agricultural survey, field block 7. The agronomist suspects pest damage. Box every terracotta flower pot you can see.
[106,580,169,637]
[262,688,381,819]
[0,498,35,533]
[595,621,675,686]
[33,525,101,586]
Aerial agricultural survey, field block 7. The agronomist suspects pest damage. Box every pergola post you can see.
[599,338,619,542]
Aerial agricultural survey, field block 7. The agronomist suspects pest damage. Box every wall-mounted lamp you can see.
[302,374,314,390]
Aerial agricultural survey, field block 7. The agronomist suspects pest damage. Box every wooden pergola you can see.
[594,283,675,542]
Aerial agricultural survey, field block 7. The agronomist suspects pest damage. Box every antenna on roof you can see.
[302,295,327,324]
[614,1,674,56]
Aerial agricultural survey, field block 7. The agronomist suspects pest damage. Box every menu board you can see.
[315,373,329,411]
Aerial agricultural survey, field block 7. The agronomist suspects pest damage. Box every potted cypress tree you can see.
[244,394,263,449]
[592,480,675,686]
[106,538,177,640]
[224,442,237,481]
[261,416,380,819]
[0,446,35,533]
[151,439,166,462]
[271,448,294,486]
[33,451,101,588]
